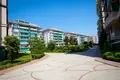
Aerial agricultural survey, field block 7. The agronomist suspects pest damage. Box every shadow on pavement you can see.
[66,45,102,58]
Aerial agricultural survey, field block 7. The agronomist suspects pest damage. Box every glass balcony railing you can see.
[20,48,29,53]
[20,38,29,40]
[20,30,29,33]
[20,39,28,42]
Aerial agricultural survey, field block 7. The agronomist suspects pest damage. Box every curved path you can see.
[0,46,120,80]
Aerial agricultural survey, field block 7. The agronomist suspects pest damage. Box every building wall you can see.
[43,29,64,46]
[8,20,41,53]
[0,0,7,46]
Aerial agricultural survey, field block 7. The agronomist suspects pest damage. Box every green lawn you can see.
[0,53,32,70]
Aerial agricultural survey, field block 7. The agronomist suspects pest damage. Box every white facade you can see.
[8,20,41,53]
[43,28,64,46]
[0,0,8,46]
[64,32,88,45]
[91,35,98,44]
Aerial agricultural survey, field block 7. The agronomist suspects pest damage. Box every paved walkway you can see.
[0,46,120,80]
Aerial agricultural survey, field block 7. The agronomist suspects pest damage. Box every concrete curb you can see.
[0,55,49,75]
[95,57,120,68]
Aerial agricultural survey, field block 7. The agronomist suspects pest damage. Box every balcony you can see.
[30,28,37,32]
[20,27,29,29]
[20,38,29,41]
[111,32,120,40]
[105,12,119,29]
[20,30,29,33]
[20,34,29,37]
[20,42,28,44]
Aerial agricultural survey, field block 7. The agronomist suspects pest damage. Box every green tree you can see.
[29,36,45,54]
[69,36,78,45]
[47,40,56,51]
[64,36,69,45]
[3,36,20,62]
[88,41,94,48]
[73,38,78,45]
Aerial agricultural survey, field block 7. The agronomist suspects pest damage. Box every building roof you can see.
[64,32,88,37]
[9,21,41,28]
[42,28,64,32]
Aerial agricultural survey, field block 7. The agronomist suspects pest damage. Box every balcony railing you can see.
[20,30,29,33]
[111,32,120,40]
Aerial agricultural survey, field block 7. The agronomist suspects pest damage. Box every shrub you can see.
[0,65,8,70]
[0,60,9,65]
[32,53,45,59]
[115,52,120,58]
[29,36,45,54]
[3,36,20,62]
[32,50,44,54]
[68,45,76,52]
[103,52,113,58]
[106,56,115,61]
[79,45,84,52]
[62,46,69,52]
[7,49,17,63]
[47,40,56,51]
[114,58,120,62]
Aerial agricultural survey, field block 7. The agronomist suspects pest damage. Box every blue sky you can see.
[8,0,98,35]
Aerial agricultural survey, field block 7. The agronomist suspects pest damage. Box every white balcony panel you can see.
[20,42,28,44]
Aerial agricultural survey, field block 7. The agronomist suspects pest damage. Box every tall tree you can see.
[29,36,45,54]
[69,36,78,45]
[47,40,56,51]
[64,36,69,45]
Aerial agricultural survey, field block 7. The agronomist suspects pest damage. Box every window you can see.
[111,0,119,11]
[14,32,18,35]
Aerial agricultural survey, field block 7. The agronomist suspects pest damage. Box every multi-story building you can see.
[8,20,41,53]
[43,28,94,46]
[64,32,88,45]
[90,34,99,44]
[97,0,120,51]
[42,28,64,46]
[0,0,8,46]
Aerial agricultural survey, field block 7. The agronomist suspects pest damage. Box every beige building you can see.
[0,0,8,46]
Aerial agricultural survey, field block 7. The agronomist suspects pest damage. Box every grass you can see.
[0,53,32,70]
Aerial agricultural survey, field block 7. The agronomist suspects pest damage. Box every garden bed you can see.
[0,53,45,70]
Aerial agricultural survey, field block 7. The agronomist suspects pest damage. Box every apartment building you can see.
[43,28,95,46]
[97,0,120,51]
[8,20,41,53]
[90,35,99,44]
[42,28,64,46]
[64,32,88,45]
[0,0,8,46]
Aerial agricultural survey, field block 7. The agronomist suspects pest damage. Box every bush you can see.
[62,46,69,52]
[3,36,20,62]
[0,65,8,70]
[103,52,113,58]
[68,45,76,52]
[106,56,115,61]
[102,52,120,62]
[115,58,120,62]
[0,60,9,65]
[47,40,56,51]
[32,50,44,54]
[32,54,45,59]
[29,36,45,55]
[7,50,17,63]
[115,52,120,58]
